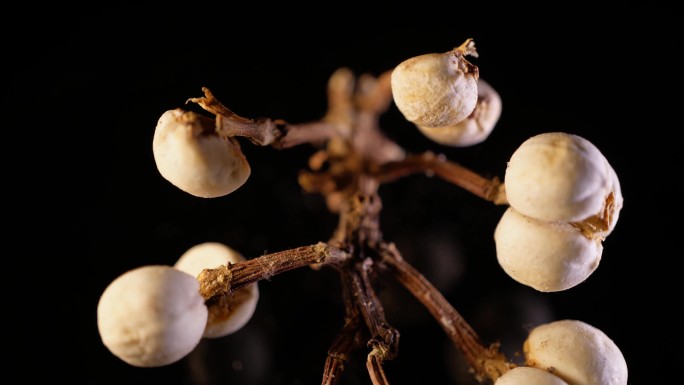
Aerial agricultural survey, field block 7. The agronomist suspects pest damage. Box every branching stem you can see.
[188,87,339,148]
[197,243,349,301]
[186,47,515,385]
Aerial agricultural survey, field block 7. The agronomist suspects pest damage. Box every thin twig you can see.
[346,268,399,359]
[198,242,349,301]
[355,70,394,115]
[322,324,364,385]
[379,242,514,383]
[321,272,365,385]
[346,259,400,384]
[187,87,339,148]
[277,121,340,148]
[367,355,391,385]
[373,152,507,204]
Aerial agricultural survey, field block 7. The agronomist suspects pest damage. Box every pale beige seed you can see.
[391,47,479,128]
[417,78,501,147]
[97,265,208,367]
[505,132,620,223]
[495,366,569,385]
[524,320,628,385]
[153,109,251,198]
[494,207,602,292]
[175,242,259,338]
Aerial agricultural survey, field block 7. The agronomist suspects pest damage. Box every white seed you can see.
[505,132,621,224]
[391,42,479,128]
[97,265,208,367]
[416,78,501,147]
[494,207,602,292]
[524,319,628,385]
[153,109,251,198]
[495,366,569,385]
[175,242,259,338]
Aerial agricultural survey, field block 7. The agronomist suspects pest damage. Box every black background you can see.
[10,5,680,385]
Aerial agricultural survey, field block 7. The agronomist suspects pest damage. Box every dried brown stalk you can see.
[198,243,349,301]
[191,60,514,384]
[374,152,507,204]
[379,242,515,383]
[321,276,364,385]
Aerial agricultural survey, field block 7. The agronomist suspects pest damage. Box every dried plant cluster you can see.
[97,39,627,385]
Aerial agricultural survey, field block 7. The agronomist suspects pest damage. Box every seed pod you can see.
[504,132,621,225]
[416,78,501,147]
[524,319,628,385]
[391,39,479,128]
[153,109,251,198]
[175,242,259,338]
[494,207,602,292]
[97,265,208,367]
[495,366,569,385]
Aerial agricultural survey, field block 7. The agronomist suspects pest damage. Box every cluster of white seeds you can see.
[494,132,623,292]
[390,44,623,292]
[97,243,258,367]
[495,319,627,385]
[392,46,626,385]
[175,242,259,338]
[390,40,501,147]
[98,41,627,384]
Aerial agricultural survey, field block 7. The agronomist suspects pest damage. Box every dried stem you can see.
[322,323,364,385]
[188,87,339,148]
[367,355,391,385]
[343,259,400,384]
[374,151,507,204]
[379,242,514,383]
[277,121,341,148]
[355,70,394,114]
[321,273,365,385]
[454,38,479,58]
[348,260,399,362]
[197,242,349,301]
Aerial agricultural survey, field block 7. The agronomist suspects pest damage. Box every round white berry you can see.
[97,265,208,367]
[416,78,501,147]
[524,319,628,385]
[391,44,479,128]
[505,132,620,224]
[175,242,259,338]
[494,207,602,292]
[153,109,251,198]
[495,366,569,385]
